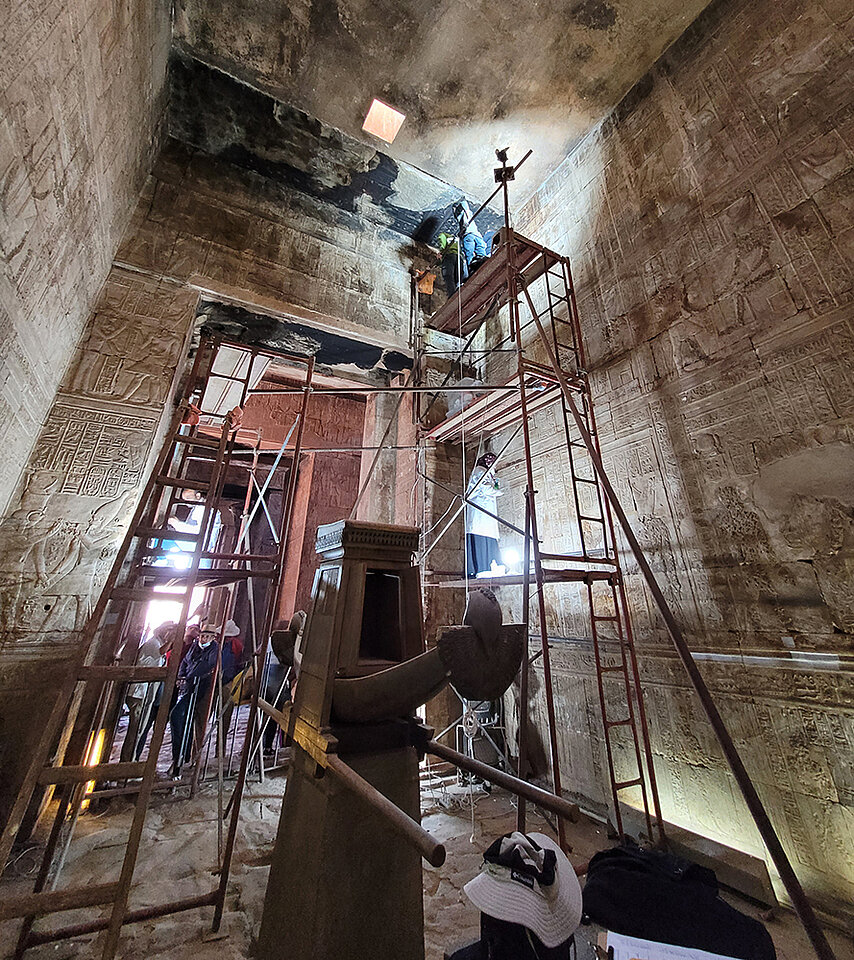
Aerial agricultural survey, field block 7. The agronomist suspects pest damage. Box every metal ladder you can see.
[507,235,665,846]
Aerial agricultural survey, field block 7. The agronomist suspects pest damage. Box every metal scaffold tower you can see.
[413,150,835,960]
[0,336,314,959]
[417,155,664,851]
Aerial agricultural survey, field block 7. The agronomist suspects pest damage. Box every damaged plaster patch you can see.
[168,52,497,242]
[570,0,617,30]
[170,51,378,192]
[750,443,854,528]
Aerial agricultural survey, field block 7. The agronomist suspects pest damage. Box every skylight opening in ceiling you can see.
[362,99,405,143]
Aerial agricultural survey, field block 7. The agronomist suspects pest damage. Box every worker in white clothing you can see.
[465,453,504,578]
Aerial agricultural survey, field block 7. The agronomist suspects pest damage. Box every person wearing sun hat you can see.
[220,618,244,684]
[455,832,583,959]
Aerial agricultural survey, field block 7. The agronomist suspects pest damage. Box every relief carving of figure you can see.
[0,479,137,637]
[0,470,64,632]
[70,319,179,406]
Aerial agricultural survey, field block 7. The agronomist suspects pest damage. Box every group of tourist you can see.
[120,618,244,777]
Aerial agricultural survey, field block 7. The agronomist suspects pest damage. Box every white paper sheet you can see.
[606,931,740,960]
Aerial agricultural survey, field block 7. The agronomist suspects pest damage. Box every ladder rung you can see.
[593,615,619,621]
[137,565,275,582]
[38,762,147,785]
[138,544,195,557]
[85,776,192,802]
[599,664,625,673]
[605,718,632,729]
[135,527,201,541]
[538,569,613,583]
[200,551,278,563]
[0,881,120,922]
[578,514,605,523]
[173,433,220,449]
[78,665,169,682]
[520,357,553,370]
[572,476,598,485]
[182,451,219,462]
[540,552,616,566]
[111,586,189,602]
[614,777,643,791]
[154,475,210,491]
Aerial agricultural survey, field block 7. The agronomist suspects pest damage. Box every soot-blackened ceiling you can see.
[170,53,503,243]
[173,0,713,202]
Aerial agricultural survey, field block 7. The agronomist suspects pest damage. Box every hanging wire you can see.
[423,495,460,538]
[468,768,477,843]
[456,229,471,601]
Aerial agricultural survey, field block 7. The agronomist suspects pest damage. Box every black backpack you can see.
[582,841,775,960]
[447,914,574,960]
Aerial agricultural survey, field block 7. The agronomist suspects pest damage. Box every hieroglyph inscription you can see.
[31,402,154,499]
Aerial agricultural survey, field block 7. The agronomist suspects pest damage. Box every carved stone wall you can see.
[0,0,171,516]
[116,139,418,350]
[0,128,427,828]
[355,388,418,529]
[0,267,197,826]
[501,0,854,919]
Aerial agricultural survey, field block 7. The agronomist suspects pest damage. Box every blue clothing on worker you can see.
[177,639,218,691]
[462,232,487,265]
[452,199,482,239]
[169,637,218,775]
[453,199,488,269]
[221,636,243,684]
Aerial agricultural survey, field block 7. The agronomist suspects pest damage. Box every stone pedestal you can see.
[256,727,425,960]
[257,521,428,960]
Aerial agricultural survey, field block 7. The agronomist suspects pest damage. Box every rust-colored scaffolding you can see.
[422,230,665,853]
[417,152,835,960]
[0,337,314,959]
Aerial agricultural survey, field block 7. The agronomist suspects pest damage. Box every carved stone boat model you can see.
[256,520,578,960]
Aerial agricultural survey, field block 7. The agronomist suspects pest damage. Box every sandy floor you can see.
[1,770,850,960]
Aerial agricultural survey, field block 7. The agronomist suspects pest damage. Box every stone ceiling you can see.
[169,52,505,243]
[173,0,713,205]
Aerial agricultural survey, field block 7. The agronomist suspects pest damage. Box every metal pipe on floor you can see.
[427,739,578,824]
[23,891,219,947]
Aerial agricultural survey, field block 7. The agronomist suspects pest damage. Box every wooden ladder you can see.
[1,338,313,958]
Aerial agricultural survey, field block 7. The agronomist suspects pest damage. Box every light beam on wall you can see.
[362,99,405,143]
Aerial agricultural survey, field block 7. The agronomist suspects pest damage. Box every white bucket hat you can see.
[223,619,241,637]
[463,832,582,948]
